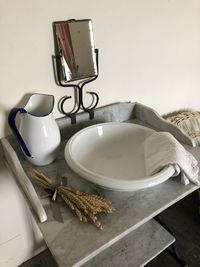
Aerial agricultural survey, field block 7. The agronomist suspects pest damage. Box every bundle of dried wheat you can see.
[29,169,115,230]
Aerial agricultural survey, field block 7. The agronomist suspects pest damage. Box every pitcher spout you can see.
[24,93,54,117]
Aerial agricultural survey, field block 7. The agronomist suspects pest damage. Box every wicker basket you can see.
[165,111,200,146]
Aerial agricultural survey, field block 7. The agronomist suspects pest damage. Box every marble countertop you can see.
[7,131,199,267]
[2,103,200,267]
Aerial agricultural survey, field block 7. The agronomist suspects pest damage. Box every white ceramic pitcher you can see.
[8,94,61,166]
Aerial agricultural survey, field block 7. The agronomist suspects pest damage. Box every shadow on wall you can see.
[4,93,35,137]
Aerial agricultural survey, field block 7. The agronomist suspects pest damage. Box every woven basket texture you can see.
[166,111,200,146]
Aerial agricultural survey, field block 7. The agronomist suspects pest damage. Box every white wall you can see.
[1,0,200,138]
[1,1,200,265]
[0,159,46,267]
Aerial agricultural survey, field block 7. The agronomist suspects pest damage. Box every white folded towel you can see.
[144,131,200,186]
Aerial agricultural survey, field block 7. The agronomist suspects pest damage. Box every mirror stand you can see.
[55,49,99,124]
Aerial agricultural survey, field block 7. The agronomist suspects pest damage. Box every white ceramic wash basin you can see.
[64,122,175,191]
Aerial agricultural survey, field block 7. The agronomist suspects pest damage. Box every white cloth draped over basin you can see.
[64,122,175,191]
[144,131,200,186]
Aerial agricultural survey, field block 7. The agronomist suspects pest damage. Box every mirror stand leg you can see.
[88,110,94,120]
[69,114,76,124]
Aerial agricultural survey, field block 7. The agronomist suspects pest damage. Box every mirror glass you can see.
[54,19,97,83]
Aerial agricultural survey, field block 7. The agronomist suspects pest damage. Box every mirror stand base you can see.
[56,49,99,124]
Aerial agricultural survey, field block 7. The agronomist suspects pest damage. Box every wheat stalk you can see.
[29,169,115,230]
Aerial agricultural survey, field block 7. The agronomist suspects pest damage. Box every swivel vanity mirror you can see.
[54,19,98,83]
[53,19,99,122]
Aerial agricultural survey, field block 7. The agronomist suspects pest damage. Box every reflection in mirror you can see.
[54,19,98,83]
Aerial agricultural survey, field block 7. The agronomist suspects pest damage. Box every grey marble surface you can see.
[83,219,175,267]
[38,178,197,267]
[4,103,200,267]
[8,130,200,267]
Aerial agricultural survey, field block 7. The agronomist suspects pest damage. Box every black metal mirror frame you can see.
[53,19,99,123]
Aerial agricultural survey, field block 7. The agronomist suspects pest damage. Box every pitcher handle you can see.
[8,108,31,157]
